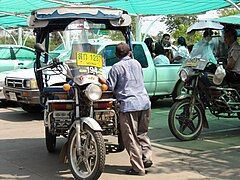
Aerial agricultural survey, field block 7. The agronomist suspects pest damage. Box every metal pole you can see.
[135,15,142,41]
[0,26,17,45]
[225,0,240,11]
[18,27,23,45]
[23,30,32,46]
[143,16,163,41]
[57,31,66,49]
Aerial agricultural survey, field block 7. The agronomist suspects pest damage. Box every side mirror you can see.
[34,43,46,53]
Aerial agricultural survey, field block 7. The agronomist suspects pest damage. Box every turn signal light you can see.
[63,83,71,91]
[101,84,108,91]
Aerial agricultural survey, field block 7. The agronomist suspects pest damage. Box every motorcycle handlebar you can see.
[37,58,63,71]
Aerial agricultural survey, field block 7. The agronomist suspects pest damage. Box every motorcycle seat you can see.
[229,83,240,89]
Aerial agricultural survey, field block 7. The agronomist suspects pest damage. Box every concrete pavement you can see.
[0,106,240,179]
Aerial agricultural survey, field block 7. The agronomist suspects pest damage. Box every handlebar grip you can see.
[36,61,62,71]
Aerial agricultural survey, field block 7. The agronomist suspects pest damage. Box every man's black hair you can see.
[224,28,237,41]
[115,42,130,58]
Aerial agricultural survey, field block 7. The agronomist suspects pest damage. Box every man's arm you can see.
[226,56,236,71]
[98,67,118,91]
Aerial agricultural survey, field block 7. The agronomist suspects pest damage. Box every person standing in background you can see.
[172,36,190,64]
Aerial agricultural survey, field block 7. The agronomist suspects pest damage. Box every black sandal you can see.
[125,168,145,176]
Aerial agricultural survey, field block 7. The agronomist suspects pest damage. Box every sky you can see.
[140,10,220,36]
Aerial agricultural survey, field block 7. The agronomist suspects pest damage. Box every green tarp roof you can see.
[64,0,240,15]
[214,14,240,26]
[0,0,240,28]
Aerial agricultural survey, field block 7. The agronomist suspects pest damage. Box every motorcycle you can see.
[168,58,240,141]
[35,43,106,179]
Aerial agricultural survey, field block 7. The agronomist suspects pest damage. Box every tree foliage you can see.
[218,8,239,17]
[161,15,200,45]
[161,15,198,33]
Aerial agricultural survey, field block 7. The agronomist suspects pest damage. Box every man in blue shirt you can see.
[99,42,152,176]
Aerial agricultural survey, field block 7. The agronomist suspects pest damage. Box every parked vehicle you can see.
[0,46,67,104]
[168,58,240,141]
[0,45,37,72]
[3,40,182,112]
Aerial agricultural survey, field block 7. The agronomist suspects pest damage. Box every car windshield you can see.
[0,46,35,60]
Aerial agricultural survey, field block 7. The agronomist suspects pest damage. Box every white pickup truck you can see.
[3,41,182,113]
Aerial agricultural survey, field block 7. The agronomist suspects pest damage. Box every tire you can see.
[172,80,186,102]
[168,98,203,141]
[19,103,43,113]
[45,127,56,153]
[67,126,106,180]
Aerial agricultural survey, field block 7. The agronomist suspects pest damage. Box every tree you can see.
[161,15,200,45]
[218,8,239,17]
[161,15,197,33]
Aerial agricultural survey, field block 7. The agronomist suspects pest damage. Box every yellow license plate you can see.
[76,52,103,68]
[185,62,197,67]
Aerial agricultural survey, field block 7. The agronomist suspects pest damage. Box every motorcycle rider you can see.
[223,28,240,84]
[99,42,153,176]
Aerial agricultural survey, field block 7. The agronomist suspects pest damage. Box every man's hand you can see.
[98,75,107,84]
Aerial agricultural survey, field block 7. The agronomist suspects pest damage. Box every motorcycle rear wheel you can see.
[168,99,203,141]
[45,127,56,153]
[67,126,105,180]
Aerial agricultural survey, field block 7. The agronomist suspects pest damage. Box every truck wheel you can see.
[172,81,186,102]
[19,103,43,113]
[45,127,56,153]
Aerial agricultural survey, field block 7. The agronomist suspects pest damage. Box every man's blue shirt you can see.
[106,55,151,112]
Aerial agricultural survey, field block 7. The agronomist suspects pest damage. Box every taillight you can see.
[50,103,73,110]
[94,101,113,109]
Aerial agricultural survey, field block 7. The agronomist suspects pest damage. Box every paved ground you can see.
[0,100,240,179]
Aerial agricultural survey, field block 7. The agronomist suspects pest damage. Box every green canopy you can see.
[213,14,240,26]
[0,15,27,27]
[63,0,240,15]
[0,0,239,28]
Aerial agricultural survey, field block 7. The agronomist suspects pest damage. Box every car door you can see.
[0,46,18,72]
[13,47,36,69]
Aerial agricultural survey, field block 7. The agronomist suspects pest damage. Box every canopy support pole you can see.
[136,15,142,41]
[0,26,17,45]
[225,0,240,11]
[143,16,163,41]
[57,31,66,49]
[18,27,22,45]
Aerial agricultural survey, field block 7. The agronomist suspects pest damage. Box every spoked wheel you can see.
[45,127,56,153]
[67,126,106,180]
[168,98,203,141]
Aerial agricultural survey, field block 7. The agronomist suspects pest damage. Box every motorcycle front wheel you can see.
[67,126,106,180]
[168,98,203,141]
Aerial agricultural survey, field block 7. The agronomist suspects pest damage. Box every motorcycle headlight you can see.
[85,84,102,101]
[25,79,38,89]
[179,68,194,82]
[180,69,188,82]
